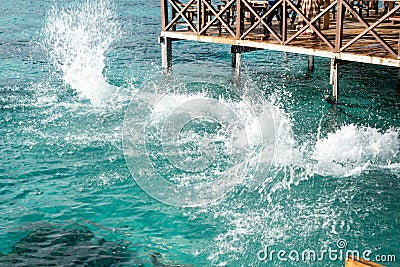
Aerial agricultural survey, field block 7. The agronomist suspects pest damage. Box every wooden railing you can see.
[161,0,400,58]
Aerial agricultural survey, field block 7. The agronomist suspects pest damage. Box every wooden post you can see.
[160,36,172,73]
[323,0,330,29]
[231,45,237,67]
[282,0,287,42]
[231,45,242,73]
[161,0,168,31]
[236,0,243,39]
[234,52,242,81]
[201,0,206,29]
[398,33,400,58]
[235,52,242,73]
[283,51,288,61]
[197,0,201,34]
[397,67,400,88]
[308,55,315,72]
[330,57,339,103]
[335,0,344,52]
[389,1,395,12]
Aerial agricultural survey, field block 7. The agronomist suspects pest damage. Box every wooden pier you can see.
[159,0,400,102]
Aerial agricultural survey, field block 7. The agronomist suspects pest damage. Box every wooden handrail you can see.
[160,0,400,59]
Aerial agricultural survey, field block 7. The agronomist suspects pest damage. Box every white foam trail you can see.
[44,0,120,105]
[131,89,399,264]
[312,124,400,177]
[137,89,400,193]
[149,93,271,148]
[179,90,399,265]
[138,90,273,190]
[204,114,400,265]
[262,94,400,180]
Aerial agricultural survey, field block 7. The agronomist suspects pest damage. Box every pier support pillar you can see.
[308,55,315,73]
[231,45,242,74]
[234,53,242,73]
[283,52,288,61]
[159,36,172,73]
[330,58,339,103]
[397,68,400,89]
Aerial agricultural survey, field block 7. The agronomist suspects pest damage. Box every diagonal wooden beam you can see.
[166,0,196,31]
[166,0,197,32]
[199,0,236,37]
[240,0,282,41]
[284,0,335,50]
[240,0,280,40]
[342,0,397,56]
[199,0,235,36]
[286,0,335,44]
[340,4,400,52]
[166,0,184,29]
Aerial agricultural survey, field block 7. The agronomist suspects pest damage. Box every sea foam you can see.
[44,0,120,105]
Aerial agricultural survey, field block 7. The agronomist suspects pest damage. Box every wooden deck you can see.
[160,0,400,67]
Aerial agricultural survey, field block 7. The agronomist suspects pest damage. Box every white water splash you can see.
[312,124,400,177]
[148,92,272,149]
[133,87,400,205]
[44,0,120,105]
[205,96,400,265]
[263,93,400,182]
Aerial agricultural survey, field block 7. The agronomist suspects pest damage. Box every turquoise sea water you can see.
[1,0,399,266]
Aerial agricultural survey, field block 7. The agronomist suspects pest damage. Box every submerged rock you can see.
[0,224,184,267]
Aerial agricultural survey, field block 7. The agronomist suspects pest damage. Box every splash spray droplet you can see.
[43,0,121,105]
